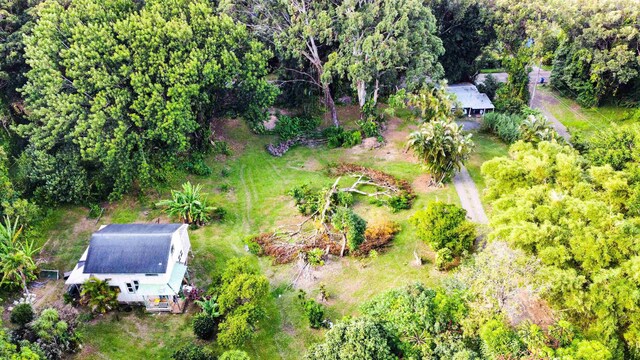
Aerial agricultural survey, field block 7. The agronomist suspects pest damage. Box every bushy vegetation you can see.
[172,343,215,360]
[156,182,220,226]
[410,202,476,261]
[482,112,523,143]
[79,277,120,314]
[10,303,34,328]
[0,217,38,292]
[297,291,326,329]
[482,140,640,354]
[273,115,321,141]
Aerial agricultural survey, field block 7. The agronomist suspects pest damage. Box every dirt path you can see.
[453,165,488,224]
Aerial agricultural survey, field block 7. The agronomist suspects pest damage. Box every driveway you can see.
[453,165,488,224]
[475,66,571,143]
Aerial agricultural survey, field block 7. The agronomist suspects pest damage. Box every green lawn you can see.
[30,115,463,359]
[536,87,634,137]
[466,132,509,195]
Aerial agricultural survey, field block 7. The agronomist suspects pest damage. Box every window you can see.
[133,280,139,291]
[145,273,158,277]
[178,250,183,262]
[126,283,134,293]
[170,245,174,254]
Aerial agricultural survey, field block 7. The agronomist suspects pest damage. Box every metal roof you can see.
[447,83,495,110]
[83,224,183,274]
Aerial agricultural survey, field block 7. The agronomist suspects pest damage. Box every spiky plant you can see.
[156,182,216,226]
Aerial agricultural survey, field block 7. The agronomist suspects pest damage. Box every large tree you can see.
[429,0,496,83]
[328,0,444,110]
[220,0,340,125]
[482,140,640,355]
[19,0,276,201]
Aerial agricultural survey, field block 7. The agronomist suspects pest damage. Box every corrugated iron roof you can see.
[83,224,182,274]
[447,83,495,110]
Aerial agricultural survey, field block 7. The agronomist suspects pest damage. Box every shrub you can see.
[306,248,325,267]
[331,207,367,252]
[519,115,563,144]
[80,277,120,313]
[410,201,476,257]
[298,290,326,329]
[192,313,218,340]
[356,118,380,138]
[388,192,413,212]
[156,182,217,226]
[172,343,215,360]
[10,303,34,327]
[87,204,102,219]
[477,74,503,101]
[322,127,362,148]
[219,350,251,360]
[217,309,252,348]
[184,157,212,176]
[435,248,453,270]
[480,318,524,358]
[212,141,232,156]
[274,115,320,140]
[482,112,523,143]
[356,220,401,256]
[246,240,263,256]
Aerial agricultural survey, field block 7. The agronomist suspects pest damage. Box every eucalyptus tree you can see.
[220,0,340,125]
[328,0,444,110]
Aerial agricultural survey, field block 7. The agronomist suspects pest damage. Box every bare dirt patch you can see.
[412,174,438,194]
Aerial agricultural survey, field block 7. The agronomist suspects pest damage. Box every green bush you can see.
[212,141,233,156]
[388,192,413,212]
[322,127,362,148]
[192,313,218,340]
[172,343,215,360]
[184,157,213,176]
[10,303,34,327]
[87,204,102,219]
[410,201,476,257]
[298,290,326,329]
[219,350,251,360]
[306,248,325,267]
[356,118,380,138]
[274,115,320,140]
[435,248,453,271]
[331,207,367,252]
[482,112,523,143]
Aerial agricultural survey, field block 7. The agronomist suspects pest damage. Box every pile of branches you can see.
[249,165,410,265]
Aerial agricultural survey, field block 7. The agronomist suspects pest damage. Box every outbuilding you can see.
[446,83,495,116]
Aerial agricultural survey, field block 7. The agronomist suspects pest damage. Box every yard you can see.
[535,86,635,136]
[24,108,505,359]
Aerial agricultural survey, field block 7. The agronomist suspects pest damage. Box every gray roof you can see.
[447,83,495,110]
[83,224,182,274]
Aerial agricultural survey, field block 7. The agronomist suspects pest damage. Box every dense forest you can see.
[1,0,640,359]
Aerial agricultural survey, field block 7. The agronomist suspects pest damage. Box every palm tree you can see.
[80,277,120,313]
[156,182,216,226]
[407,118,474,185]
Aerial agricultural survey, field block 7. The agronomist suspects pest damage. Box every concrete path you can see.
[453,165,488,224]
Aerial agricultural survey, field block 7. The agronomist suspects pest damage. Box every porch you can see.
[137,263,189,314]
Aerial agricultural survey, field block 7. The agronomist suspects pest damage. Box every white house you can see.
[446,83,495,117]
[65,223,191,313]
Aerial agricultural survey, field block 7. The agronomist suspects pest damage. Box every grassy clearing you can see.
[26,113,466,359]
[536,87,634,136]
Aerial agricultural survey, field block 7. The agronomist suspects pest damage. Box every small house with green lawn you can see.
[65,223,191,313]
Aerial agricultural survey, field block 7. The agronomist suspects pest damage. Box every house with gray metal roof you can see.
[65,223,191,313]
[446,83,495,116]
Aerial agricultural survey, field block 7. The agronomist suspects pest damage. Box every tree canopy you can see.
[19,0,276,201]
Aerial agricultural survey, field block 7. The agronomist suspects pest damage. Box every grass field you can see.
[16,107,509,359]
[536,87,634,136]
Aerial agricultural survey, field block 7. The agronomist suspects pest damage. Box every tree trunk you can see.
[340,233,347,257]
[372,78,380,106]
[323,84,339,127]
[356,80,366,109]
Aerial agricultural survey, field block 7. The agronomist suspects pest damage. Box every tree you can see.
[331,207,367,253]
[481,140,640,353]
[361,283,476,358]
[518,115,562,144]
[305,317,398,360]
[389,86,455,123]
[156,182,217,226]
[220,0,340,125]
[573,124,640,171]
[407,119,474,185]
[410,202,476,258]
[79,277,120,314]
[172,343,215,360]
[429,0,496,83]
[19,0,276,201]
[328,0,444,110]
[219,350,251,360]
[216,258,269,348]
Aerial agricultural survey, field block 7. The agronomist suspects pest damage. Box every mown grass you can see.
[33,114,464,359]
[536,87,634,136]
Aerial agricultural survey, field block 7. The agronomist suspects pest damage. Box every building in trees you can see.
[65,224,191,313]
[446,83,495,117]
